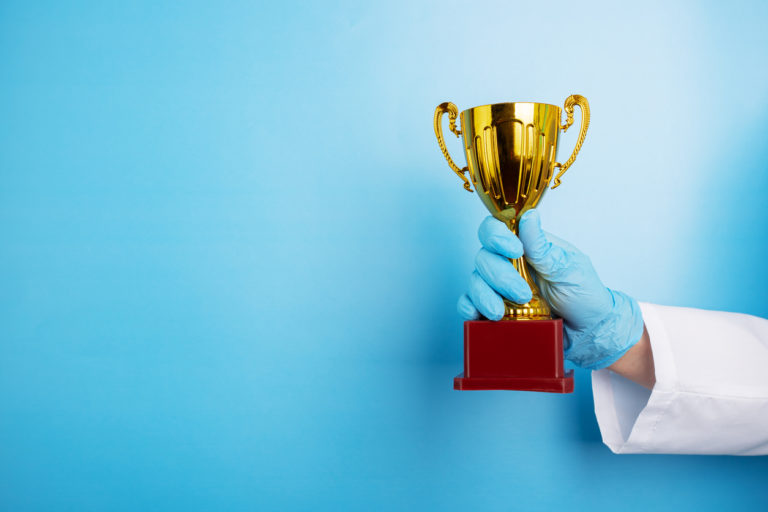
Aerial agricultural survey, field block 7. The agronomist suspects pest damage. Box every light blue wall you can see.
[1,1,767,510]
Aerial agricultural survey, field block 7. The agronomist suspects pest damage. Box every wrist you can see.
[607,324,655,389]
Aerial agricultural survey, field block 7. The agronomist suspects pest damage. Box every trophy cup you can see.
[434,95,589,393]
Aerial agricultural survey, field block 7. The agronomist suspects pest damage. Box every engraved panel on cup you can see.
[533,131,547,193]
[464,135,481,189]
[521,123,536,201]
[543,142,556,185]
[473,134,489,194]
[494,118,524,207]
[481,126,502,201]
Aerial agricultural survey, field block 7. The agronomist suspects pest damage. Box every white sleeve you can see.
[591,302,768,455]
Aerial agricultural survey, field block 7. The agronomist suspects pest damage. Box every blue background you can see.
[2,1,767,510]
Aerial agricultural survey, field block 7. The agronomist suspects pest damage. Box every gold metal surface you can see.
[433,95,590,320]
[434,102,472,192]
[553,94,590,188]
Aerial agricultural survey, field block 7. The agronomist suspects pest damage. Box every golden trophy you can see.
[434,96,589,392]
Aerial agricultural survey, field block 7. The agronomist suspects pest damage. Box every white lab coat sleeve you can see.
[591,302,768,455]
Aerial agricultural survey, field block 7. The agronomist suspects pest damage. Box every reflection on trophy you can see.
[434,96,589,392]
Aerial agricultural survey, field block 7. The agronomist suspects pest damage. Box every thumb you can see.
[518,210,566,276]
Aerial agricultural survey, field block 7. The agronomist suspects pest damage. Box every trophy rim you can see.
[461,101,560,115]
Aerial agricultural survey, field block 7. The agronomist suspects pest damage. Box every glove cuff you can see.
[565,289,645,370]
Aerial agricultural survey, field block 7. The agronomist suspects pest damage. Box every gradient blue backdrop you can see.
[1,1,767,510]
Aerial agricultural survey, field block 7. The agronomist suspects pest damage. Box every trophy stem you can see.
[503,221,552,320]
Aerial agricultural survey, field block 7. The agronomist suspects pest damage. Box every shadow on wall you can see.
[684,111,768,318]
[401,177,474,366]
[567,367,604,443]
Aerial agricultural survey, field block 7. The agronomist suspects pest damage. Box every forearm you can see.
[607,324,655,389]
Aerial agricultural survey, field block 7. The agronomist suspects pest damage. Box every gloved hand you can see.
[457,209,645,370]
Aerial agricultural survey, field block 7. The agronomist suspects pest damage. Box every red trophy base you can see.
[454,318,574,393]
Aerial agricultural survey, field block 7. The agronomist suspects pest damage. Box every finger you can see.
[478,216,523,259]
[545,231,581,253]
[457,294,481,320]
[468,270,505,321]
[475,248,533,304]
[518,209,568,276]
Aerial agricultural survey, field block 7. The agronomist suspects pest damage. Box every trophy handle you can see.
[552,94,590,189]
[434,102,472,192]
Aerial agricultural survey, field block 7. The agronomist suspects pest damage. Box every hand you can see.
[457,210,645,370]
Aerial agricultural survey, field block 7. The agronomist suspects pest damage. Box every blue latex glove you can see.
[457,209,645,370]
